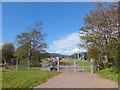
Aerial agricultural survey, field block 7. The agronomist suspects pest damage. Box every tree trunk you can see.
[4,60,10,69]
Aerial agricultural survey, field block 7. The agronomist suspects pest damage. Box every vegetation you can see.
[79,2,119,71]
[1,21,50,70]
[0,49,2,64]
[2,43,14,61]
[1,2,119,89]
[16,22,47,70]
[2,68,56,89]
[97,67,118,83]
[2,43,14,68]
[1,21,58,89]
[79,2,119,83]
[62,60,74,65]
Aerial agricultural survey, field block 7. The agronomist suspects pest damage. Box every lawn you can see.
[2,67,56,89]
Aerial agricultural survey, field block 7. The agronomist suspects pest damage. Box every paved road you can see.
[34,72,118,88]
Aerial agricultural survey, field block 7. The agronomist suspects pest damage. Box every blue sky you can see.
[2,2,95,55]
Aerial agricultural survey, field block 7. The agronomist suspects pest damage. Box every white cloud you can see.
[47,32,86,55]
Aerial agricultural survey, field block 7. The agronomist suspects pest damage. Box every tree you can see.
[2,43,14,68]
[14,43,29,70]
[79,2,119,70]
[16,21,47,70]
[0,49,2,64]
[14,43,29,60]
[30,50,42,67]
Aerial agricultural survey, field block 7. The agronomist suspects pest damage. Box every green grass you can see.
[76,61,91,71]
[2,67,57,89]
[97,67,118,83]
[62,60,74,65]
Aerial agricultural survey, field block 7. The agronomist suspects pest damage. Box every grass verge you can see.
[97,67,118,83]
[2,67,56,89]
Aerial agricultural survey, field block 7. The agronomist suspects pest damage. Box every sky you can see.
[2,2,95,55]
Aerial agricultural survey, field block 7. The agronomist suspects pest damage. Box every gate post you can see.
[57,57,60,73]
[74,58,76,72]
[74,54,78,72]
[90,59,94,73]
[82,58,84,72]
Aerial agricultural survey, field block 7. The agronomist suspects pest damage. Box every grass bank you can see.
[97,67,118,83]
[2,67,56,89]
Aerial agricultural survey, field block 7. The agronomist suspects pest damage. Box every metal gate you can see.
[41,55,94,73]
[60,59,92,73]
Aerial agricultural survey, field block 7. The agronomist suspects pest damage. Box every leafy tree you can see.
[2,43,14,68]
[79,2,119,70]
[30,50,42,67]
[16,22,47,70]
[14,43,29,60]
[2,43,14,61]
[0,49,2,64]
[14,43,29,70]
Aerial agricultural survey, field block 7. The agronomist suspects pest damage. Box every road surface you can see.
[34,71,118,88]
